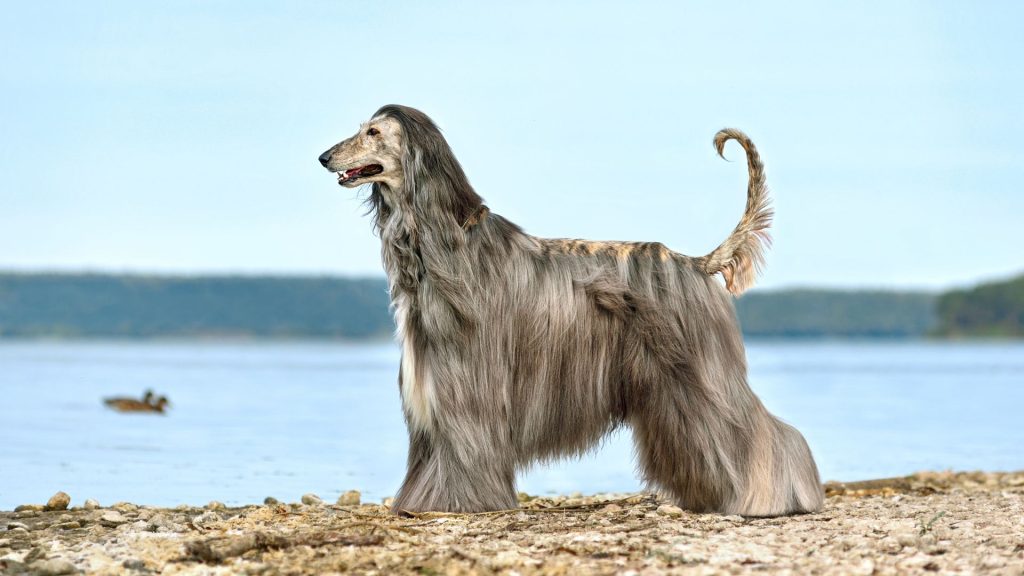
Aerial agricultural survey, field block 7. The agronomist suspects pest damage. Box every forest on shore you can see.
[0,272,1019,339]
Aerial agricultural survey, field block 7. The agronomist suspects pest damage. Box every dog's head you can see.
[318,114,404,189]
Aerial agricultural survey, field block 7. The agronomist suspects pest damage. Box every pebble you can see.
[112,502,138,513]
[191,511,222,530]
[301,493,323,506]
[336,490,361,506]
[28,558,77,575]
[206,501,226,510]
[123,558,148,570]
[382,497,395,507]
[99,511,127,527]
[83,499,100,510]
[45,492,71,511]
[263,497,280,506]
[14,504,44,513]
[879,536,903,554]
[656,504,684,518]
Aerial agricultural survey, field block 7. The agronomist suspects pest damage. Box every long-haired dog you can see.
[318,105,823,517]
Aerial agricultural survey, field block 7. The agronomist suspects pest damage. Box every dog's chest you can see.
[392,292,436,431]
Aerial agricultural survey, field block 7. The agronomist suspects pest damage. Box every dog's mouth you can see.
[337,164,384,185]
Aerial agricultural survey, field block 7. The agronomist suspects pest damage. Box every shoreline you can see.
[2,471,1022,575]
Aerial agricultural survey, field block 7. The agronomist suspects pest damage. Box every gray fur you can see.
[319,105,824,517]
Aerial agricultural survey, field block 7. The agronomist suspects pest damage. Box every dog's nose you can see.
[318,151,332,167]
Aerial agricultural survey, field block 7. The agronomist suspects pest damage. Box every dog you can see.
[318,105,823,516]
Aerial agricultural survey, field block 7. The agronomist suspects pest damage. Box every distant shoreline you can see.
[1,271,1021,339]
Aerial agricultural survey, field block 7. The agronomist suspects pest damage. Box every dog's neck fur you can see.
[371,143,485,302]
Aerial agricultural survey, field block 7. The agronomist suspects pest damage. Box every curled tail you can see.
[701,128,773,295]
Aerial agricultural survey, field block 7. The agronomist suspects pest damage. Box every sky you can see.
[1,1,1022,290]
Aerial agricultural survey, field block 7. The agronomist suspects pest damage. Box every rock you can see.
[99,511,127,527]
[879,536,903,554]
[382,497,394,507]
[54,521,81,531]
[24,545,47,563]
[0,538,11,548]
[14,504,44,513]
[191,511,221,530]
[45,492,71,511]
[111,502,138,513]
[27,558,77,575]
[206,501,226,510]
[263,497,280,506]
[0,559,25,573]
[336,490,361,506]
[301,493,323,506]
[82,499,100,510]
[123,558,147,570]
[6,522,29,531]
[656,504,684,518]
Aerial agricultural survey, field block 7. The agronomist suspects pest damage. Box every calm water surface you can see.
[1,341,1022,509]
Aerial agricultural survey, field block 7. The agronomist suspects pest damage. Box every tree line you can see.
[0,272,1019,339]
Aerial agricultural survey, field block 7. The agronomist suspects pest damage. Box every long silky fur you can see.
[352,105,822,516]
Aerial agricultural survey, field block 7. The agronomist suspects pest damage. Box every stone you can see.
[336,490,361,506]
[263,496,280,506]
[6,522,29,531]
[0,538,11,548]
[123,559,147,570]
[99,511,127,527]
[382,497,394,507]
[206,501,226,510]
[111,502,138,513]
[54,521,81,531]
[301,493,323,506]
[27,558,77,575]
[45,492,71,511]
[14,504,44,513]
[191,511,221,530]
[656,504,684,518]
[82,499,100,510]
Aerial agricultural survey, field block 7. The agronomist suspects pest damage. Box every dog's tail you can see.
[700,128,773,295]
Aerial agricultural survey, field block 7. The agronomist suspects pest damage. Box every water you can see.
[0,341,1021,510]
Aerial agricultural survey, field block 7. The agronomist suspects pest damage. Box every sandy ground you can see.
[1,471,1023,575]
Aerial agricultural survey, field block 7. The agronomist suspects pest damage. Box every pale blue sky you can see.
[1,1,1021,289]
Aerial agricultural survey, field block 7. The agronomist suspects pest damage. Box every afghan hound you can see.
[318,105,823,517]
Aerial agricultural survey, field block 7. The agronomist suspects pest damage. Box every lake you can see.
[1,341,1022,510]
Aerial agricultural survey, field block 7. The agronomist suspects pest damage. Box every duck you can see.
[103,389,171,414]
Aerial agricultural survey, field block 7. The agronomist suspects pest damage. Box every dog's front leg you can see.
[390,418,517,514]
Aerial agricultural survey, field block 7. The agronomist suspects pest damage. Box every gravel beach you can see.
[1,471,1022,575]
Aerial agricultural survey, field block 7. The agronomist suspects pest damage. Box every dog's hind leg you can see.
[624,294,823,516]
[629,372,822,516]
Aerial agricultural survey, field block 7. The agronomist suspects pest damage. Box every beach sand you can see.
[1,471,1022,575]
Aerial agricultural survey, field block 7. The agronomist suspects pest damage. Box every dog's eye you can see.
[367,127,380,136]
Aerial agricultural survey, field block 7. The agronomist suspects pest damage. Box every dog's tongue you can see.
[345,167,362,178]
